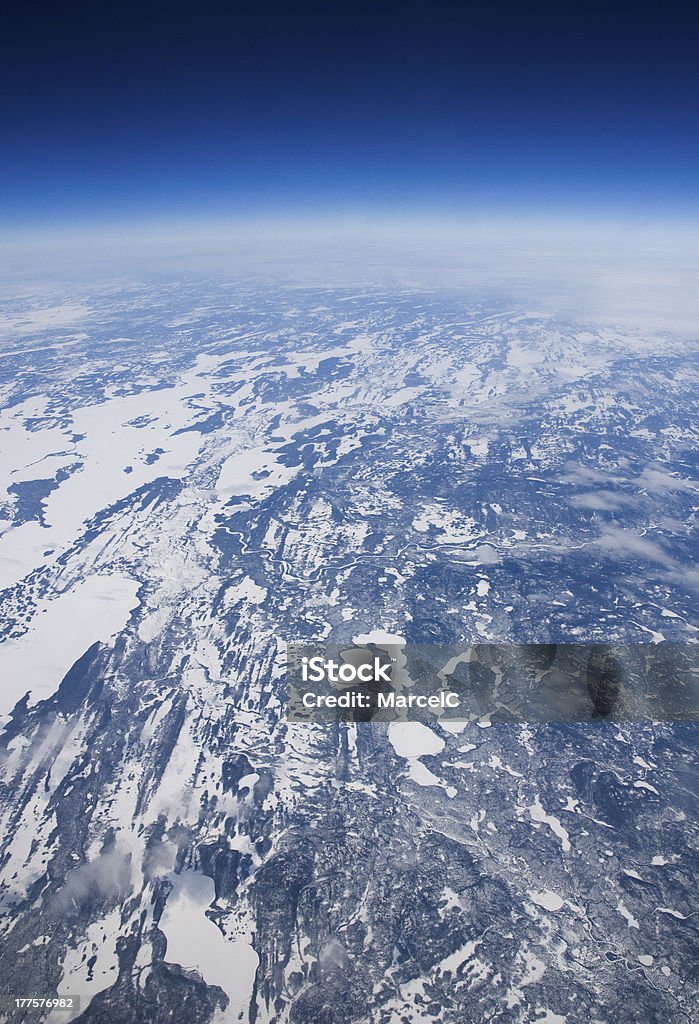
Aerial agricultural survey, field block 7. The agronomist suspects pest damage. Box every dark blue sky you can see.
[3,0,698,226]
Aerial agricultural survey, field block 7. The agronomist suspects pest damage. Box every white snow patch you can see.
[528,794,571,852]
[617,901,640,929]
[633,780,659,795]
[655,906,688,920]
[388,722,444,758]
[160,872,258,1021]
[0,574,139,722]
[224,577,267,607]
[49,908,121,1023]
[529,890,564,912]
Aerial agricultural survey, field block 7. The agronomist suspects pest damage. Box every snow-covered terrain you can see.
[0,278,697,1023]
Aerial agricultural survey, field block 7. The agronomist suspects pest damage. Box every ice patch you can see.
[0,574,140,722]
[529,890,564,912]
[160,872,258,1021]
[388,722,444,758]
[528,794,571,852]
[617,901,640,929]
